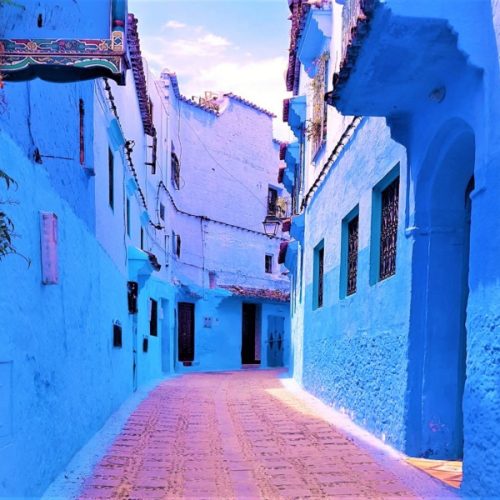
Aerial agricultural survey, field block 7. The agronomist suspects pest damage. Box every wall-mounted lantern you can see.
[262,214,281,238]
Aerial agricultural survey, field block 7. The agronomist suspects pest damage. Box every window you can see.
[370,166,400,284]
[171,150,180,189]
[267,187,278,215]
[265,254,273,274]
[147,134,157,174]
[108,147,114,209]
[149,299,158,336]
[140,227,144,250]
[347,217,359,295]
[313,240,324,309]
[379,178,399,280]
[176,234,181,258]
[113,323,122,348]
[126,197,130,237]
[79,99,85,165]
[159,203,165,221]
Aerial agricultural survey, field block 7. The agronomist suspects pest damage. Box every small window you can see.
[176,234,181,258]
[79,99,85,165]
[113,323,122,348]
[346,215,359,296]
[267,187,278,215]
[108,147,114,209]
[341,207,360,299]
[143,337,149,353]
[126,198,131,237]
[313,240,324,309]
[171,151,180,189]
[159,203,165,221]
[150,299,158,336]
[140,227,144,250]
[265,254,273,274]
[127,281,138,314]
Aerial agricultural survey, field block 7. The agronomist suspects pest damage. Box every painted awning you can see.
[0,0,129,85]
[288,95,307,139]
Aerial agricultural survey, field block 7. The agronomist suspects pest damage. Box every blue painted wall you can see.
[298,118,409,449]
[287,1,500,496]
[0,123,132,497]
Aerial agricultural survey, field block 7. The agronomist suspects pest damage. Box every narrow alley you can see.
[64,370,455,499]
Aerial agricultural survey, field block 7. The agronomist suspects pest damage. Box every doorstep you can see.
[406,458,462,489]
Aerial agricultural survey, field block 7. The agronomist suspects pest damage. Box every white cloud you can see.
[138,29,293,140]
[164,20,186,29]
[198,33,231,48]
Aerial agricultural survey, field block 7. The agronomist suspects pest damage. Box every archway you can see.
[407,119,475,460]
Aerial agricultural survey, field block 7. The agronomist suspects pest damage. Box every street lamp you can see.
[262,214,281,237]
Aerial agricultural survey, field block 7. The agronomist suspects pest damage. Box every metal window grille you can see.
[379,177,399,280]
[317,247,324,308]
[347,215,359,296]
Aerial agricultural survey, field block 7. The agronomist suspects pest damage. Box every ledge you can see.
[298,7,332,78]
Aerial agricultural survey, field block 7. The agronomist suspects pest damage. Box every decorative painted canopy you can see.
[0,0,129,85]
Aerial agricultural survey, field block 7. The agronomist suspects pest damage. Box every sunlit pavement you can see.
[78,369,457,499]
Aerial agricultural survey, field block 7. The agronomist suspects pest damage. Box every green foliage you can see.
[0,170,28,264]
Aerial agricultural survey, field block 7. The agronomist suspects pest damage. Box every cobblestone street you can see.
[78,370,455,499]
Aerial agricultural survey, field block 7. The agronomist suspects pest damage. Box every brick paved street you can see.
[79,370,455,499]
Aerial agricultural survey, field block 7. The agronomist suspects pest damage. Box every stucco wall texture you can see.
[299,118,409,450]
[0,130,132,497]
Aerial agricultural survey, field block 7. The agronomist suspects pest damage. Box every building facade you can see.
[157,72,290,372]
[0,1,289,496]
[283,0,500,496]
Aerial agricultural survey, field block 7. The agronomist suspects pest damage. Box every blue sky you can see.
[129,0,293,138]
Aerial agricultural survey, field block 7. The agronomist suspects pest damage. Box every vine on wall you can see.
[307,52,329,157]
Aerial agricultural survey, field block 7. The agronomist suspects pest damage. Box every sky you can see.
[128,0,293,139]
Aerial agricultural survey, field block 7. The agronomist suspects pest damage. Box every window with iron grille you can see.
[171,152,180,189]
[150,299,158,336]
[79,99,85,165]
[379,177,399,280]
[347,215,359,295]
[314,241,324,309]
[267,187,278,215]
[265,254,273,274]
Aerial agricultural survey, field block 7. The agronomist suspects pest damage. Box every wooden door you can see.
[178,302,195,362]
[241,303,257,364]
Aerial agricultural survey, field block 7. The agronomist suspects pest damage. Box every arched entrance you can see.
[407,119,475,459]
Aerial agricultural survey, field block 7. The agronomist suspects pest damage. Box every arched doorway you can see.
[407,119,475,460]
